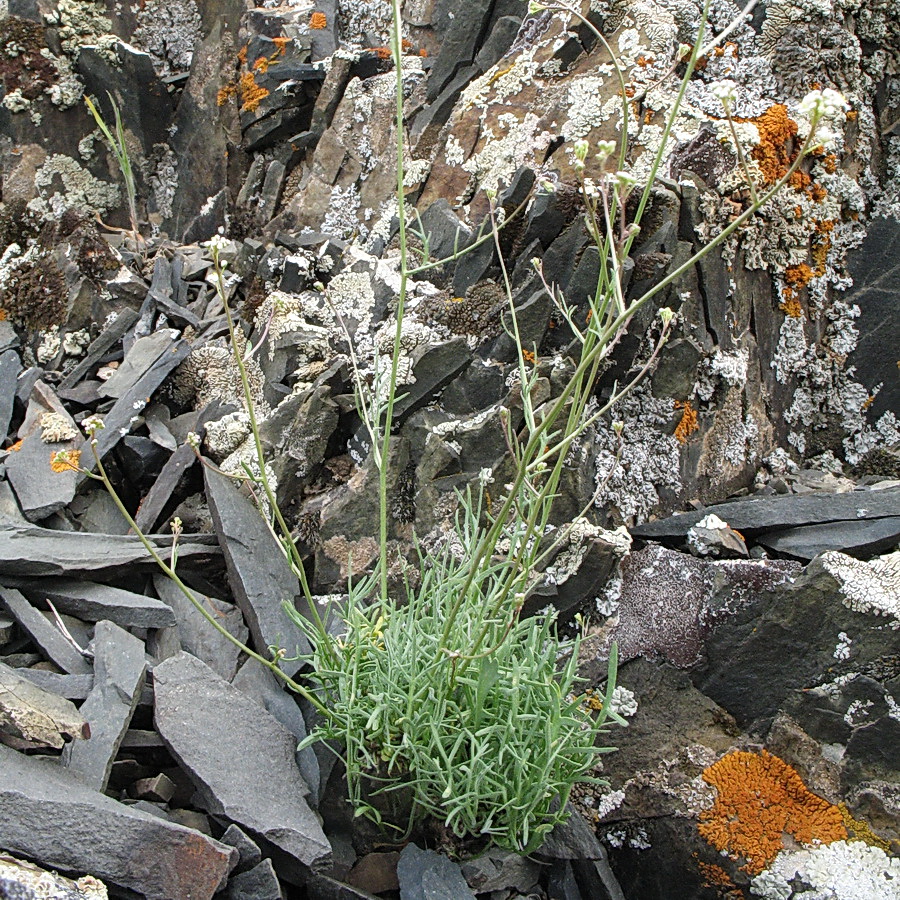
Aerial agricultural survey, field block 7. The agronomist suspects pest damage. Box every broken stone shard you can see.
[153,652,331,871]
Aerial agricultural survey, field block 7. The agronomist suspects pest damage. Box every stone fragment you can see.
[222,859,283,900]
[631,488,900,539]
[154,575,247,681]
[99,330,180,399]
[153,652,331,871]
[0,350,21,440]
[460,849,540,895]
[0,615,13,643]
[231,658,319,797]
[12,578,176,629]
[0,587,92,675]
[0,854,107,900]
[305,874,381,899]
[426,0,493,100]
[220,824,263,872]
[58,309,139,391]
[0,524,220,577]
[756,517,900,561]
[205,466,309,677]
[397,844,476,900]
[0,661,89,748]
[5,428,78,522]
[347,852,400,894]
[62,621,147,791]
[131,773,177,803]
[0,744,236,900]
[13,670,93,700]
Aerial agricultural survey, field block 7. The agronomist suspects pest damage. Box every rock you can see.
[0,661,89,749]
[98,329,180,399]
[154,575,247,681]
[426,0,493,100]
[12,670,94,701]
[547,860,585,900]
[846,216,900,421]
[222,858,283,900]
[153,652,331,871]
[347,851,400,894]
[0,587,92,675]
[539,803,609,861]
[0,524,220,577]
[460,848,540,894]
[685,513,748,558]
[396,844,476,900]
[231,658,320,798]
[0,854,107,900]
[5,428,78,523]
[755,516,900,561]
[58,308,140,392]
[205,466,309,677]
[630,487,900,540]
[131,773,177,803]
[220,824,263,873]
[61,621,147,791]
[305,873,382,900]
[11,577,176,629]
[0,743,236,900]
[0,350,21,440]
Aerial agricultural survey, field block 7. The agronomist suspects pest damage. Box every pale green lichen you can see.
[133,0,202,77]
[27,154,120,221]
[50,0,116,62]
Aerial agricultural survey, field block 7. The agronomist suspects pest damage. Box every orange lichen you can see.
[522,348,536,364]
[216,82,237,106]
[861,395,876,411]
[372,46,392,59]
[674,400,699,444]
[696,859,741,898]
[272,36,289,55]
[253,55,269,73]
[747,105,798,184]
[780,294,804,318]
[822,154,837,174]
[237,44,247,64]
[784,263,814,290]
[401,38,412,51]
[698,750,847,875]
[239,71,269,112]
[309,11,327,29]
[50,450,80,473]
[809,183,827,203]
[788,170,811,191]
[846,109,858,121]
[419,48,428,57]
[0,308,7,321]
[8,439,23,452]
[636,55,655,66]
[811,231,831,276]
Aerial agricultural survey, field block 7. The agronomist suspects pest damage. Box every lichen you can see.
[819,549,900,627]
[51,0,115,62]
[698,749,847,875]
[133,0,203,77]
[27,154,120,222]
[39,411,78,443]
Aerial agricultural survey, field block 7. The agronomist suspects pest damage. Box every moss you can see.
[1,255,68,331]
[0,17,58,100]
[698,750,847,875]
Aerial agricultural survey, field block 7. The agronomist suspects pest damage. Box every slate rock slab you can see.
[62,621,147,791]
[0,743,236,900]
[205,466,308,677]
[5,429,77,522]
[13,577,176,629]
[0,587,92,675]
[630,487,900,539]
[153,652,331,871]
[755,516,900,560]
[222,858,283,900]
[0,661,89,749]
[397,844,476,900]
[0,525,220,577]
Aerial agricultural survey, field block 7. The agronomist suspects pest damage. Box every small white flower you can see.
[798,88,849,121]
[185,431,201,450]
[477,467,494,486]
[582,177,600,200]
[203,234,229,255]
[659,307,674,327]
[573,138,590,162]
[81,415,105,435]
[709,79,738,107]
[608,170,637,191]
[594,140,617,163]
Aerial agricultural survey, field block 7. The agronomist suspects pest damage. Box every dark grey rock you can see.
[220,824,263,873]
[12,578,176,629]
[5,429,77,523]
[630,487,900,540]
[131,772,177,803]
[547,860,584,900]
[231,658,319,797]
[460,848,540,894]
[0,524,220,577]
[154,575,247,682]
[77,336,190,475]
[12,670,93,700]
[475,16,523,70]
[0,661,89,749]
[205,466,309,677]
[0,614,13,643]
[305,873,381,900]
[153,652,331,871]
[538,804,608,861]
[427,0,493,100]
[222,858,283,900]
[397,844,476,900]
[0,743,236,900]
[846,216,900,420]
[392,338,472,421]
[570,857,627,900]
[756,516,900,560]
[0,350,21,440]
[61,621,147,791]
[0,587,92,675]
[99,329,180,399]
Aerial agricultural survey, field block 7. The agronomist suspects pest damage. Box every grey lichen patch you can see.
[819,549,900,627]
[146,144,178,221]
[594,386,682,524]
[133,0,203,77]
[49,0,116,62]
[27,153,120,221]
[39,411,79,443]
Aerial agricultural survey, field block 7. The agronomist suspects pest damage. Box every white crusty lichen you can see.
[594,386,682,523]
[133,0,202,76]
[170,339,269,414]
[39,411,79,443]
[544,520,632,586]
[50,0,115,61]
[27,154,120,221]
[36,327,62,364]
[204,410,251,461]
[2,88,30,112]
[820,548,900,627]
[751,841,900,900]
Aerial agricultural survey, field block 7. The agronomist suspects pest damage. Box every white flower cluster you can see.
[798,87,849,120]
[710,79,739,108]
